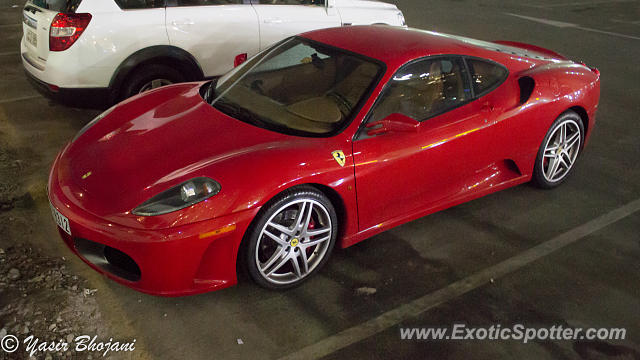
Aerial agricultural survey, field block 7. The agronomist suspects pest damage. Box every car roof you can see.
[301,25,553,70]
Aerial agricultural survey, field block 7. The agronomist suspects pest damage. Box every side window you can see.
[367,57,471,124]
[252,0,325,5]
[175,0,243,5]
[114,0,165,9]
[465,58,508,96]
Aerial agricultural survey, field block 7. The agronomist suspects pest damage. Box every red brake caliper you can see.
[306,219,316,255]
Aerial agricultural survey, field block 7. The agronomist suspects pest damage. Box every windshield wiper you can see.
[213,98,270,128]
[204,80,218,104]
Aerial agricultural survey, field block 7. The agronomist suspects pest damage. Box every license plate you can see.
[50,203,71,236]
[26,30,37,47]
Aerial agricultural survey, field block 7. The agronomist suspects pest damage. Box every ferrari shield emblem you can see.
[332,150,346,167]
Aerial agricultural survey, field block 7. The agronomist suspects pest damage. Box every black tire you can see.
[244,186,338,290]
[120,64,186,100]
[532,110,585,189]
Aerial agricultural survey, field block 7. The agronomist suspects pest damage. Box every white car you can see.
[21,0,405,107]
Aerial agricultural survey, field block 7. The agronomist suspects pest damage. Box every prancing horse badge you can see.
[332,150,346,167]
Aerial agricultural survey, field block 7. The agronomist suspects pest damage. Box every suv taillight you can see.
[49,13,92,52]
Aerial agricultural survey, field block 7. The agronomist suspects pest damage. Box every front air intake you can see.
[74,238,141,282]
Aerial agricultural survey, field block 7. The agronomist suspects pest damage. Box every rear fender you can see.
[493,40,568,60]
[518,62,599,103]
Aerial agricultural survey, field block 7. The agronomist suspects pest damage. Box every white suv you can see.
[21,0,405,107]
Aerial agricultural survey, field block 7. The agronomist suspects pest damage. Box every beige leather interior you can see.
[368,59,468,124]
[225,84,335,134]
[334,62,380,107]
[231,56,380,134]
[286,97,343,124]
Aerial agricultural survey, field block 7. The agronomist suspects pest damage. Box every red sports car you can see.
[48,26,600,296]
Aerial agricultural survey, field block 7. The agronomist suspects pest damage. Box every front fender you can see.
[208,140,359,245]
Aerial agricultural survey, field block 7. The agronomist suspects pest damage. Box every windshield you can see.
[204,37,384,137]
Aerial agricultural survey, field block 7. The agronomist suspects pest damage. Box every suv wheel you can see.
[121,64,186,100]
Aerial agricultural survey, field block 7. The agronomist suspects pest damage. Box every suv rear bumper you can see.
[21,38,114,109]
[24,67,112,109]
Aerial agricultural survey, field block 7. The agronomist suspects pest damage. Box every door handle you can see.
[481,102,494,112]
[264,18,284,24]
[480,102,495,123]
[171,20,195,26]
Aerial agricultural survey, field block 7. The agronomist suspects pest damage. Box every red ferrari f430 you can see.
[48,26,600,296]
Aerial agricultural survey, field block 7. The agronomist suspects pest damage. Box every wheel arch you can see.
[109,45,205,101]
[568,105,589,140]
[307,183,347,238]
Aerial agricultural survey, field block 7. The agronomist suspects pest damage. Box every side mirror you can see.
[365,113,420,137]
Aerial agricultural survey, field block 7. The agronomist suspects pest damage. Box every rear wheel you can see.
[120,64,186,100]
[532,111,584,189]
[245,187,337,290]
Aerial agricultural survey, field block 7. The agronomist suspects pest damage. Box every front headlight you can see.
[132,177,221,216]
[73,105,117,142]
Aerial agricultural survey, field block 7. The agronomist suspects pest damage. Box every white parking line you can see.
[0,95,42,104]
[507,13,577,27]
[611,19,640,25]
[524,0,638,8]
[278,198,640,360]
[507,13,640,40]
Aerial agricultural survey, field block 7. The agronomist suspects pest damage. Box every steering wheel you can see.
[251,79,266,95]
[311,53,325,70]
[327,91,352,114]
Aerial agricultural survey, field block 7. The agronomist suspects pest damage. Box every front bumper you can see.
[48,153,258,297]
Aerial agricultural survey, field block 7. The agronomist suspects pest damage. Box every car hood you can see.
[59,83,285,217]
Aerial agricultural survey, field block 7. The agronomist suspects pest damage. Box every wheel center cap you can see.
[290,238,300,247]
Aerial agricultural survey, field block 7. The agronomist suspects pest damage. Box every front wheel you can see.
[532,111,584,189]
[245,187,337,290]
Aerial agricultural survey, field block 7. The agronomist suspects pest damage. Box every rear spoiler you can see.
[493,40,568,60]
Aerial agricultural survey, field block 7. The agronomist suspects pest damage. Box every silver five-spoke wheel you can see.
[256,199,332,285]
[541,119,581,182]
[246,187,337,289]
[533,111,584,189]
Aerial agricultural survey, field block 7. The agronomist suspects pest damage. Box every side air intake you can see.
[518,76,535,105]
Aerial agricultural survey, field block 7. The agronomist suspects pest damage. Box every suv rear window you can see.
[114,0,165,9]
[32,0,83,12]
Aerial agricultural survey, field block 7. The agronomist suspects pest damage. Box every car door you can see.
[353,56,498,231]
[165,0,260,77]
[249,0,341,50]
